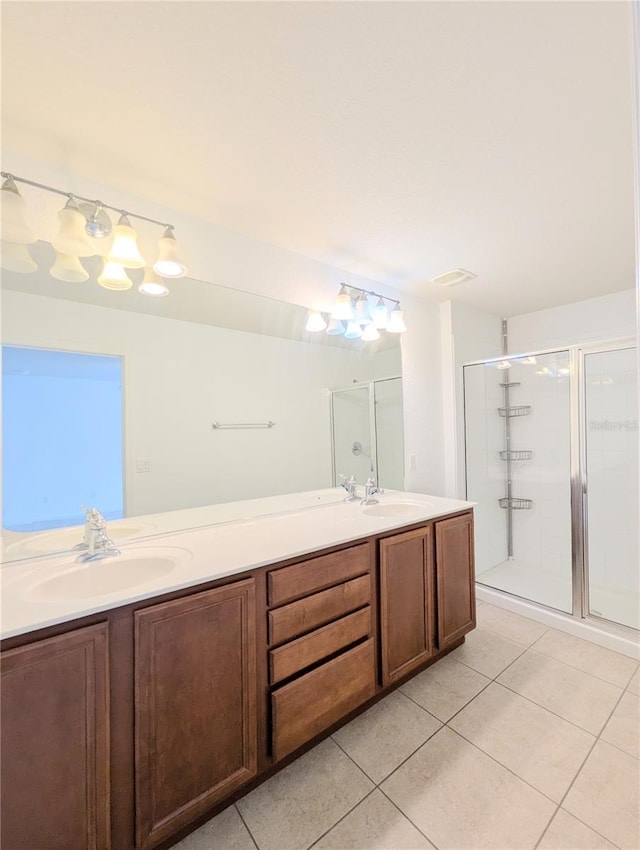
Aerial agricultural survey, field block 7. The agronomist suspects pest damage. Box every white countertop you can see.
[0,489,473,640]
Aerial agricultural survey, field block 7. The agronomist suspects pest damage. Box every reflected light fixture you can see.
[153,227,187,278]
[386,304,407,334]
[361,324,381,342]
[331,284,355,321]
[1,241,37,273]
[50,251,89,283]
[305,310,327,332]
[1,177,37,243]
[53,198,95,257]
[325,317,345,335]
[139,267,170,297]
[344,320,363,339]
[109,214,145,268]
[98,259,133,291]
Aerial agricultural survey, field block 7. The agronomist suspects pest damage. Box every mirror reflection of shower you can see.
[330,378,404,491]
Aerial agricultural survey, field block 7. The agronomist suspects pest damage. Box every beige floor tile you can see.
[533,629,637,688]
[332,690,441,784]
[381,727,555,850]
[627,665,640,696]
[399,655,490,722]
[237,738,373,850]
[476,601,548,647]
[538,809,617,850]
[313,789,435,850]
[449,627,525,679]
[172,805,256,850]
[564,740,640,850]
[601,690,640,759]
[449,682,594,802]
[497,651,622,734]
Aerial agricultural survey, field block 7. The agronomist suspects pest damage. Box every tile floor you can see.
[175,600,640,850]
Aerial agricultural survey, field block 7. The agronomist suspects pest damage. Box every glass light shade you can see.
[344,320,363,339]
[0,240,37,273]
[305,310,327,332]
[53,200,95,257]
[108,214,145,268]
[153,227,187,278]
[354,293,372,325]
[325,318,345,335]
[98,260,133,291]
[50,251,89,283]
[1,178,37,244]
[139,268,169,297]
[372,297,389,329]
[361,324,381,341]
[386,306,407,334]
[331,284,354,321]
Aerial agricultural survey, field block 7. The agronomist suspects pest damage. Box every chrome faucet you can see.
[339,474,358,502]
[75,507,121,563]
[361,476,383,506]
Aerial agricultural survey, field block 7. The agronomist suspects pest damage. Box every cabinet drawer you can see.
[269,607,371,685]
[268,544,370,606]
[272,638,376,761]
[268,575,371,645]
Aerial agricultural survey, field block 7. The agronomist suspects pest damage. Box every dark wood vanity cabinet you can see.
[379,526,435,685]
[0,623,110,850]
[134,579,258,850]
[0,509,475,850]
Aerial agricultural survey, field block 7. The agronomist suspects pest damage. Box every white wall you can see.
[507,289,637,353]
[1,148,446,497]
[3,290,387,517]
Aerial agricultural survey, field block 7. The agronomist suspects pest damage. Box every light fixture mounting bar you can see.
[0,172,174,230]
[341,283,400,307]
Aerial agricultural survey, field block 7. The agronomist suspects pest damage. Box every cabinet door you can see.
[380,526,434,685]
[435,512,476,648]
[1,623,110,850]
[135,578,257,850]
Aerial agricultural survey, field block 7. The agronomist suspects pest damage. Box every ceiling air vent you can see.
[430,268,477,287]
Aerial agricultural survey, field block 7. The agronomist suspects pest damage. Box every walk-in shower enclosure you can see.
[464,340,638,633]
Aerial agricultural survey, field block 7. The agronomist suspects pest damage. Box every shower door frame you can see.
[463,336,637,636]
[329,376,402,488]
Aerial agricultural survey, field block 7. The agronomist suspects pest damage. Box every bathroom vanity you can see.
[0,492,475,850]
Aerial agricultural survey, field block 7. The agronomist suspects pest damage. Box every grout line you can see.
[378,784,445,850]
[305,786,378,850]
[234,803,261,850]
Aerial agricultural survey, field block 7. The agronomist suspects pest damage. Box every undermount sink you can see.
[8,521,155,557]
[29,547,188,601]
[362,501,429,518]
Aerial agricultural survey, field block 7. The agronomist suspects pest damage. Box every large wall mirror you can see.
[1,242,403,563]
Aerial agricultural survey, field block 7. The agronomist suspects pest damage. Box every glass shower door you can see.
[584,345,639,630]
[331,387,374,485]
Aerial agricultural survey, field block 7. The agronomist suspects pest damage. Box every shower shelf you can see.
[499,497,533,510]
[499,450,533,461]
[498,405,531,418]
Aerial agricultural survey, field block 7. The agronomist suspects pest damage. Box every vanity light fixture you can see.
[305,310,327,332]
[0,171,189,285]
[354,291,373,325]
[331,284,355,321]
[50,251,90,283]
[386,304,407,334]
[344,320,364,339]
[139,267,170,297]
[361,324,381,341]
[98,259,133,291]
[53,197,95,257]
[372,297,390,329]
[109,214,145,268]
[1,177,37,244]
[325,317,345,335]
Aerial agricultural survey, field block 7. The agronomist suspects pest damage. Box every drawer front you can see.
[268,575,371,645]
[268,544,370,606]
[269,607,371,685]
[272,638,376,761]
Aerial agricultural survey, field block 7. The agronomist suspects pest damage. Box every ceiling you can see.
[1,1,636,317]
